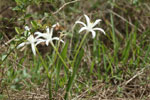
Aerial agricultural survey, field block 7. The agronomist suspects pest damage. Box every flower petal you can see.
[52,37,64,43]
[79,27,88,33]
[52,23,59,28]
[34,31,43,35]
[49,27,54,38]
[90,30,96,38]
[27,35,35,43]
[35,39,46,46]
[75,21,86,27]
[46,40,50,46]
[34,32,43,38]
[31,43,36,56]
[17,42,26,49]
[84,14,90,26]
[92,19,101,27]
[35,32,48,39]
[46,26,50,34]
[93,28,105,35]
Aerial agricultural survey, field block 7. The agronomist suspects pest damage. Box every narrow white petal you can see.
[17,42,26,49]
[31,43,36,56]
[93,28,105,35]
[34,32,43,35]
[52,23,59,28]
[79,27,88,33]
[52,37,59,40]
[92,19,101,27]
[35,39,46,46]
[35,32,48,39]
[27,35,34,41]
[52,37,64,43]
[90,30,96,38]
[50,28,54,38]
[84,14,91,26]
[75,21,86,27]
[46,40,50,46]
[52,24,57,28]
[46,27,50,33]
[43,34,49,39]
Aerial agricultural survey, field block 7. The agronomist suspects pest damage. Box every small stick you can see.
[1,37,16,48]
[53,0,80,15]
[124,68,145,85]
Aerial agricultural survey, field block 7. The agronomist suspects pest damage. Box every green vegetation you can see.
[0,0,150,100]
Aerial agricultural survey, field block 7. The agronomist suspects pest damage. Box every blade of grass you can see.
[64,32,88,100]
[55,41,69,91]
[51,42,69,73]
[144,45,150,64]
[110,13,119,65]
[36,48,52,100]
[121,33,133,63]
[64,48,84,100]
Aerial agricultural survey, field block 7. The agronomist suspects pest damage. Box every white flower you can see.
[75,14,105,38]
[25,26,30,31]
[34,26,64,46]
[17,35,38,56]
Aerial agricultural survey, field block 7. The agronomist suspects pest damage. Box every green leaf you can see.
[55,41,69,91]
[2,54,7,61]
[65,48,84,99]
[0,33,3,40]
[122,33,133,63]
[31,21,38,29]
[25,14,32,19]
[15,27,22,34]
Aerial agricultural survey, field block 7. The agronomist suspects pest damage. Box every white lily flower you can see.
[34,26,64,46]
[75,14,105,38]
[17,35,39,56]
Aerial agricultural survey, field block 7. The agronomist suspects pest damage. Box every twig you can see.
[53,0,80,15]
[1,37,16,48]
[124,68,145,85]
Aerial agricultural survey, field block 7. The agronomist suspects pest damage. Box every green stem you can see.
[72,32,88,67]
[36,48,52,100]
[51,42,69,72]
[36,48,48,72]
[65,32,88,100]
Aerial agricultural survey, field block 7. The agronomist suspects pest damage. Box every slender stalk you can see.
[37,42,69,100]
[36,48,48,72]
[51,42,69,72]
[72,32,88,67]
[36,48,52,100]
[110,13,118,65]
[65,32,88,100]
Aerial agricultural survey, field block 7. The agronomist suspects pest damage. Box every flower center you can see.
[28,35,35,43]
[88,22,94,30]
